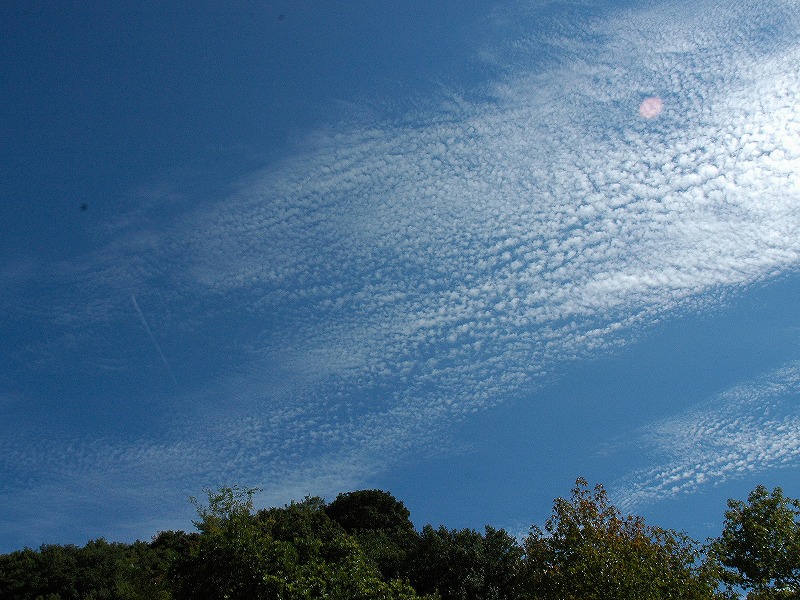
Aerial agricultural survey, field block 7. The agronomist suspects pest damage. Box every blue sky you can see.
[2,0,800,551]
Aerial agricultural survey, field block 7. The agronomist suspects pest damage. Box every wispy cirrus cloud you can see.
[2,0,800,544]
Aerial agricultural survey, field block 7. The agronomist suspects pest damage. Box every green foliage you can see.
[711,485,800,598]
[113,538,177,600]
[0,539,171,600]
[172,485,427,600]
[521,478,721,600]
[409,524,523,600]
[3,480,799,600]
[326,490,415,536]
[326,490,418,579]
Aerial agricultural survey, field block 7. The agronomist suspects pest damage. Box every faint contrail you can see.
[131,294,178,387]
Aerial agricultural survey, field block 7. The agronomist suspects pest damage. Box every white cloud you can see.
[618,361,800,508]
[3,0,800,540]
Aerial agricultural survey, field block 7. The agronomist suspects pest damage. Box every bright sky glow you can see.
[1,0,800,551]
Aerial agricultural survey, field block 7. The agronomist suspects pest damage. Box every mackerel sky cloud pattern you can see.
[619,361,800,508]
[2,0,800,545]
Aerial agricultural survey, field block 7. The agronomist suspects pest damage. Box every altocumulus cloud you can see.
[2,0,800,537]
[618,360,800,508]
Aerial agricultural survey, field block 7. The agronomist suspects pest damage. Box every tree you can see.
[521,478,722,600]
[172,486,427,600]
[0,538,170,600]
[326,490,415,536]
[712,485,800,598]
[326,489,418,580]
[409,524,523,600]
[114,539,173,600]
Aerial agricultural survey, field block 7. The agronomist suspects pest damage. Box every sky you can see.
[1,0,800,552]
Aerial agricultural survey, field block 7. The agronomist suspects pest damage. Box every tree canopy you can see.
[325,489,418,580]
[171,486,424,600]
[712,485,800,599]
[520,478,723,600]
[1,480,798,599]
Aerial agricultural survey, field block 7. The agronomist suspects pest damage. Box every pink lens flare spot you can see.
[639,96,664,119]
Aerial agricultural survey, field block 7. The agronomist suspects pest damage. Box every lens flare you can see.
[639,96,664,119]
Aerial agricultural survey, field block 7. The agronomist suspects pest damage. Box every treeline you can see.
[1,478,799,599]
